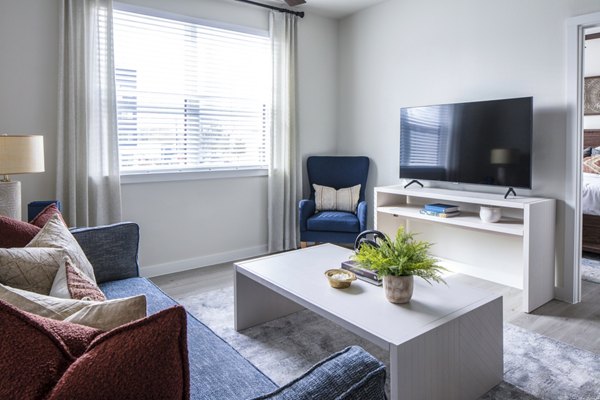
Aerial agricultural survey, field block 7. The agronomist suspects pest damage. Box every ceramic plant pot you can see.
[383,275,414,304]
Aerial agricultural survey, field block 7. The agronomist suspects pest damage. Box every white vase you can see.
[480,206,501,223]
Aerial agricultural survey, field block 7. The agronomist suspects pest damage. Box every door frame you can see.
[566,12,600,304]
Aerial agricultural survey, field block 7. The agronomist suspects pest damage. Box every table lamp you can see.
[490,148,515,185]
[0,135,45,220]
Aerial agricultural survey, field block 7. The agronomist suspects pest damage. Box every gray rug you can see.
[581,256,600,284]
[179,287,600,400]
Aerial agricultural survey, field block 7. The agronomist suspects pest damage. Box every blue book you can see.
[424,203,459,213]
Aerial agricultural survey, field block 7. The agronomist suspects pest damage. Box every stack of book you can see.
[420,203,460,218]
[341,260,382,286]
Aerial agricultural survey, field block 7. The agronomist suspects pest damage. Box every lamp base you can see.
[0,180,21,220]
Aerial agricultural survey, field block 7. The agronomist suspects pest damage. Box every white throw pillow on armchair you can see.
[313,184,361,213]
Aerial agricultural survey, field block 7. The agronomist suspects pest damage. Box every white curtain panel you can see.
[57,0,122,227]
[268,12,301,252]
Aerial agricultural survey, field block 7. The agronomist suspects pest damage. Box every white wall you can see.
[0,0,59,218]
[0,0,338,275]
[337,0,600,303]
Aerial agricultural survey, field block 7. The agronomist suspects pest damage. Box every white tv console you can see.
[374,185,556,312]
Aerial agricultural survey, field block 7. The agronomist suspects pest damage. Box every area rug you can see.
[581,256,600,284]
[178,286,600,400]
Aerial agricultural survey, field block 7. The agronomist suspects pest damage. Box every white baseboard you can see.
[140,245,268,278]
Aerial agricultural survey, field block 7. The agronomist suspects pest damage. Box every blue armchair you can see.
[299,156,370,246]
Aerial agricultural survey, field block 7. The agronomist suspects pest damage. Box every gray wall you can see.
[0,0,59,220]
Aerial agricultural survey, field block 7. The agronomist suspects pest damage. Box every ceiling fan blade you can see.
[284,0,306,6]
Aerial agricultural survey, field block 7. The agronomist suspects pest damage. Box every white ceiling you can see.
[265,0,388,19]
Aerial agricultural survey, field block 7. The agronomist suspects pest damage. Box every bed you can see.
[582,129,600,253]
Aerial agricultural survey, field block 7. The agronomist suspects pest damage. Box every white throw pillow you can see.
[0,283,146,330]
[0,247,66,295]
[26,213,96,282]
[313,184,361,213]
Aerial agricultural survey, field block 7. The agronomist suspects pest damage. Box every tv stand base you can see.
[504,187,517,199]
[404,179,423,189]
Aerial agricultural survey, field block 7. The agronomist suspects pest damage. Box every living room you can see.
[1,0,600,399]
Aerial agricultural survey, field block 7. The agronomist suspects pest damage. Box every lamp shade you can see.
[0,135,45,175]
[490,148,514,165]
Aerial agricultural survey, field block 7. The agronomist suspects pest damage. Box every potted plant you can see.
[352,227,447,303]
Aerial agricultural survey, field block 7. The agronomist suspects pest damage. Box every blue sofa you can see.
[71,222,387,400]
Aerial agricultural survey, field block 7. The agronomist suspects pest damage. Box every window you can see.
[113,8,272,175]
[400,106,450,167]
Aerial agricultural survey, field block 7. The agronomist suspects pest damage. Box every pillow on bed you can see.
[584,147,593,158]
[583,156,600,174]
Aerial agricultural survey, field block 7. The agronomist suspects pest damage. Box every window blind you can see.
[400,107,449,167]
[113,9,272,173]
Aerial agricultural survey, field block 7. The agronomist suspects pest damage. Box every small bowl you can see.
[325,269,356,289]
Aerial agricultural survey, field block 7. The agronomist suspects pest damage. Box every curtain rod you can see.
[234,0,305,18]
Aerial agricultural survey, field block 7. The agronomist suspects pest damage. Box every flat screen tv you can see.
[399,96,533,189]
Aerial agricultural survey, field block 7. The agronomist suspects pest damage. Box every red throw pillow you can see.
[0,204,65,248]
[0,216,41,248]
[30,204,64,228]
[47,305,189,400]
[0,299,101,400]
[0,299,189,400]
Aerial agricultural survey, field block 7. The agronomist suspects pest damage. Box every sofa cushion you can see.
[100,277,278,400]
[47,306,189,400]
[0,283,146,330]
[50,257,106,301]
[307,211,360,233]
[71,223,140,284]
[0,215,41,248]
[27,214,96,282]
[0,247,65,294]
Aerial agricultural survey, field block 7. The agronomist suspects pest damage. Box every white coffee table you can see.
[234,244,503,400]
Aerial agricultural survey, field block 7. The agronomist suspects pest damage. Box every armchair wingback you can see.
[299,156,370,245]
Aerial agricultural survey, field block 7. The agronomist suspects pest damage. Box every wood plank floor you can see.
[151,261,600,355]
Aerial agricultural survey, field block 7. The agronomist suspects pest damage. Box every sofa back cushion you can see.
[71,223,140,283]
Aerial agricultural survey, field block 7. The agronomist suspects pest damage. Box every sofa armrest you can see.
[357,201,368,232]
[253,346,386,400]
[298,200,316,232]
[70,222,140,283]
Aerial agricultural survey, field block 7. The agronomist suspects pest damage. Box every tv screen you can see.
[399,97,533,189]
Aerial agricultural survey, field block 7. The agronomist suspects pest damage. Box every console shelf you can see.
[377,205,524,236]
[374,186,556,312]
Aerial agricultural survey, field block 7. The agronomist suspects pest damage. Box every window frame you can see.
[113,3,271,183]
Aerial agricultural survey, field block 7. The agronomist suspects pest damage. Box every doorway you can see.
[566,12,600,305]
[581,28,600,285]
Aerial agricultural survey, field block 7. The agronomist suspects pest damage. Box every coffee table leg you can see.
[389,296,503,399]
[234,269,305,331]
